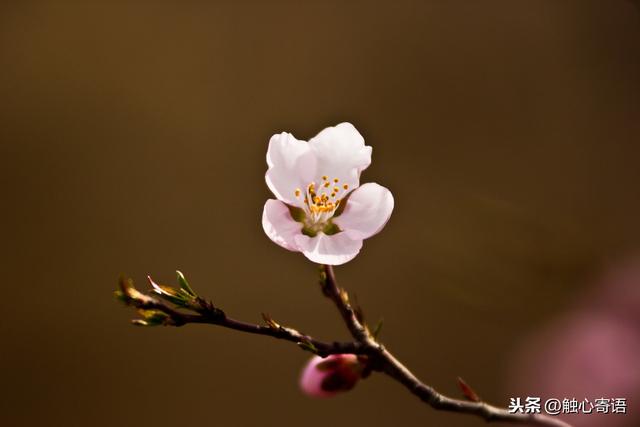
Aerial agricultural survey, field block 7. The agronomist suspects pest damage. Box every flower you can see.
[299,354,363,398]
[262,122,394,265]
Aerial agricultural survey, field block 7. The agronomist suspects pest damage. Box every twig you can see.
[117,270,572,427]
[116,277,366,357]
[319,265,370,342]
[320,265,572,427]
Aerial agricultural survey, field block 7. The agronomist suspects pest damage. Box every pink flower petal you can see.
[300,354,361,398]
[265,132,317,206]
[334,182,394,240]
[294,232,363,266]
[262,199,303,251]
[308,122,371,190]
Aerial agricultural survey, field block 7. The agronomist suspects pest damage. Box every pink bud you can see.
[299,354,363,398]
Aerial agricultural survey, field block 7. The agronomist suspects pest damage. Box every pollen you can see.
[343,184,348,190]
[294,188,301,197]
[302,175,345,216]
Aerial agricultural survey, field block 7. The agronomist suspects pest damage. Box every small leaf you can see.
[297,339,318,354]
[372,318,384,339]
[131,319,151,326]
[457,377,481,402]
[148,276,188,306]
[114,289,128,303]
[176,270,196,297]
[261,312,280,329]
[118,277,147,302]
[118,276,135,296]
[138,309,169,325]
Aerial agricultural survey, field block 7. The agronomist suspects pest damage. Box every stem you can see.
[117,277,366,357]
[320,264,370,342]
[320,265,572,427]
[118,270,572,427]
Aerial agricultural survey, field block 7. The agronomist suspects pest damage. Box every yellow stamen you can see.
[301,176,345,219]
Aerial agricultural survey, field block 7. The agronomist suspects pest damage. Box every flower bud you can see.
[299,354,363,398]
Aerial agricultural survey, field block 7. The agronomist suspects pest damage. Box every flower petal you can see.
[266,132,317,205]
[299,355,334,398]
[308,122,372,191]
[262,199,303,251]
[294,232,363,265]
[333,183,394,240]
[299,354,360,398]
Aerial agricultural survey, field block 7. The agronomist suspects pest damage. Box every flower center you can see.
[293,175,350,236]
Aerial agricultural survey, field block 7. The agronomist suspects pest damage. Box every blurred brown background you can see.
[1,1,639,426]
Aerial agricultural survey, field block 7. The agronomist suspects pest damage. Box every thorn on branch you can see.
[457,377,481,402]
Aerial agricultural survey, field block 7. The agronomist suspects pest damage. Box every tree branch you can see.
[319,264,370,342]
[116,276,366,357]
[319,265,572,427]
[377,347,571,426]
[117,270,572,427]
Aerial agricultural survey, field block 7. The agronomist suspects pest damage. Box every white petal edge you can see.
[333,182,394,241]
[308,122,372,190]
[265,132,317,205]
[294,232,363,265]
[262,199,303,251]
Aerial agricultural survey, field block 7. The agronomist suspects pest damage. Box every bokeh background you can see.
[1,1,639,426]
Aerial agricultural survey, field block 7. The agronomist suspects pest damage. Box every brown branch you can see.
[377,347,571,426]
[319,264,370,341]
[320,265,572,427]
[117,270,571,427]
[116,277,366,357]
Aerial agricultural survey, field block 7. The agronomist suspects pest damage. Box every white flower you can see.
[262,122,394,265]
